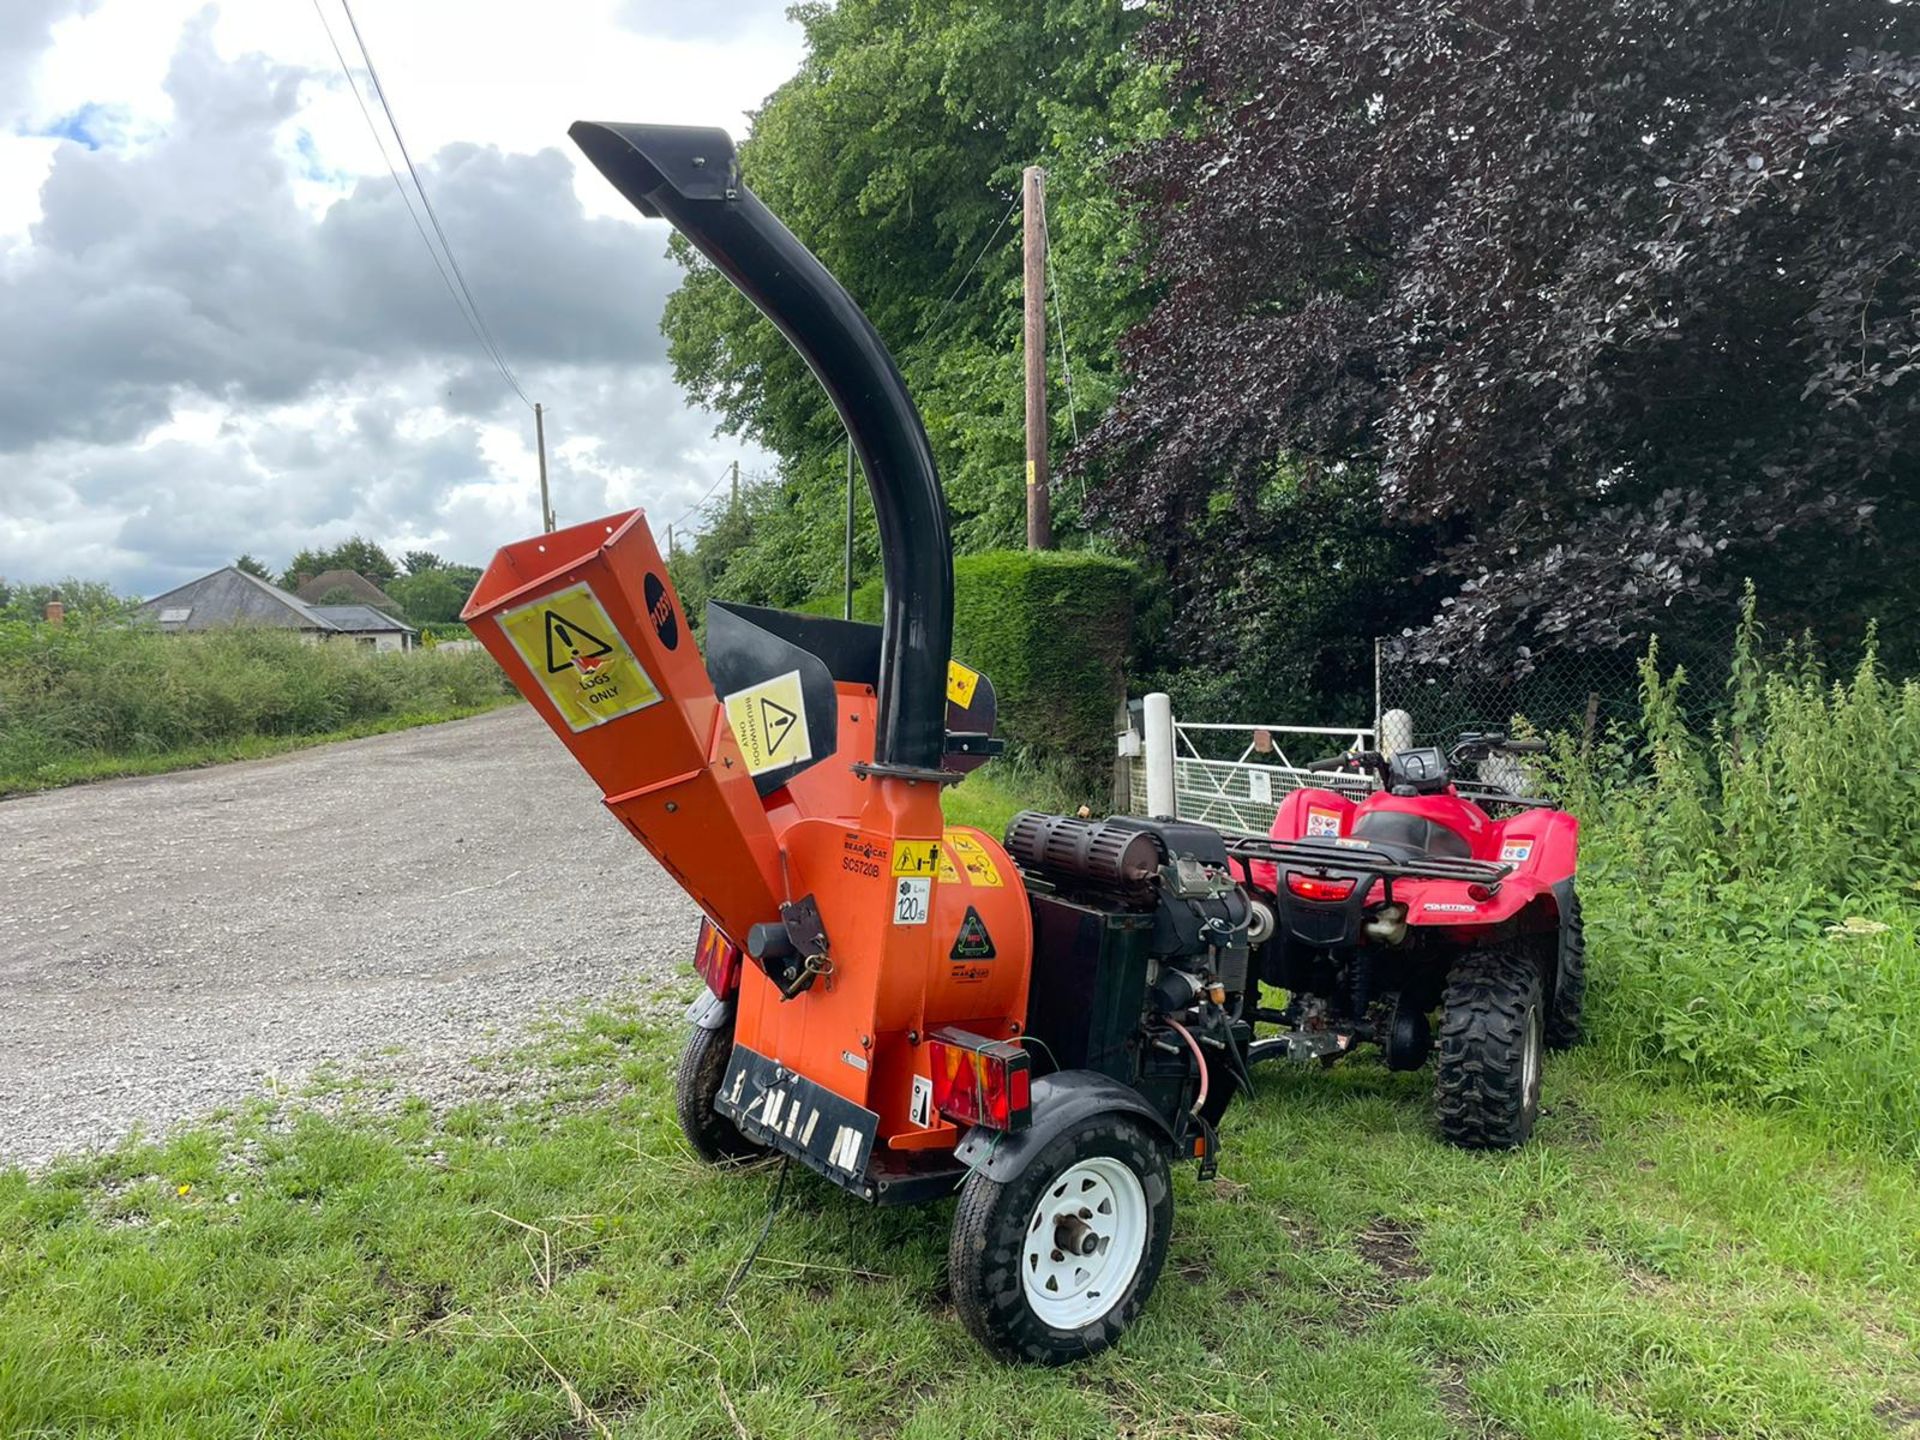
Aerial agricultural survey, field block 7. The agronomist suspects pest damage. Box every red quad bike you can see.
[1234,734,1584,1149]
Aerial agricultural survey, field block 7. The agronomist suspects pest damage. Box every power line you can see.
[307,0,475,358]
[331,0,534,412]
[657,460,741,540]
[1040,204,1083,449]
[927,198,1021,335]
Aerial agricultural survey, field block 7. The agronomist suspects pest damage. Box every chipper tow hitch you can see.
[462,121,1263,1363]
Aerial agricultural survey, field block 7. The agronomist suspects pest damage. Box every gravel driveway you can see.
[0,706,698,1169]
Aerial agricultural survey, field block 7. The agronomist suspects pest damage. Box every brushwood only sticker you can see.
[724,669,811,775]
[497,582,663,732]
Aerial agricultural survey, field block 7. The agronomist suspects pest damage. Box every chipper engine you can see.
[460,120,1262,1362]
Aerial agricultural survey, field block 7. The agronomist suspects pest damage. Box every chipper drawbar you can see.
[463,121,1264,1363]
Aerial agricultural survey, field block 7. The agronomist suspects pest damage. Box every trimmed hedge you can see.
[798,551,1137,777]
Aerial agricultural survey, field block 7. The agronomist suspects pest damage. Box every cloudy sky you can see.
[0,0,803,596]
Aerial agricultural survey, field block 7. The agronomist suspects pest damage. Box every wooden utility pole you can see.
[535,401,554,533]
[730,459,740,514]
[1022,164,1052,551]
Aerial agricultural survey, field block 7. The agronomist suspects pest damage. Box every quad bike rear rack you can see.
[1225,837,1513,890]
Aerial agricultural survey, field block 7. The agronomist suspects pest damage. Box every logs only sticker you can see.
[725,669,812,776]
[497,582,662,733]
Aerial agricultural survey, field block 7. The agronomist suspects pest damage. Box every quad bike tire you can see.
[948,1111,1172,1364]
[674,1019,766,1166]
[1546,888,1586,1051]
[1434,950,1544,1151]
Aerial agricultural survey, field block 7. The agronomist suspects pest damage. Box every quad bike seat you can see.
[1350,810,1472,861]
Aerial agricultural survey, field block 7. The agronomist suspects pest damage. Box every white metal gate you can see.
[1120,694,1374,837]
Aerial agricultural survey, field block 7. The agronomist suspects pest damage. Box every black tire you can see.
[1435,951,1544,1150]
[674,1020,765,1165]
[948,1112,1172,1364]
[1546,889,1586,1050]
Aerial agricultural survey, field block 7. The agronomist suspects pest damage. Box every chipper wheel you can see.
[674,1020,766,1165]
[948,1112,1171,1364]
[1434,950,1545,1151]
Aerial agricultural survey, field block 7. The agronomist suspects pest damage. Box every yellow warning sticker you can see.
[946,660,980,709]
[891,839,943,878]
[497,582,663,733]
[936,845,960,883]
[724,669,812,776]
[946,831,1004,888]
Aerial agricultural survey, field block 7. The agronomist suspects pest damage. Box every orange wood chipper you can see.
[462,121,1273,1362]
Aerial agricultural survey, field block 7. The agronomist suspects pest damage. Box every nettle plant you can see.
[1552,587,1920,1149]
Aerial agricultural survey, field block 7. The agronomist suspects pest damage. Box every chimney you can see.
[44,594,64,626]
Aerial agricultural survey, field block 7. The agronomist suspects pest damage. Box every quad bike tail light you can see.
[1287,872,1357,902]
[928,1030,1032,1133]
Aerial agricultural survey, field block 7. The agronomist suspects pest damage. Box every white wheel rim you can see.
[1020,1156,1148,1330]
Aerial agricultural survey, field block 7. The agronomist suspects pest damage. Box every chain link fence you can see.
[1375,602,1748,749]
[1119,596,1753,829]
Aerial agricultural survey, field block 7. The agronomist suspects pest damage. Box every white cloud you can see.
[0,0,800,595]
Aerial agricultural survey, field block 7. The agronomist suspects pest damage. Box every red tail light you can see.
[927,1030,1032,1133]
[1466,882,1497,902]
[1287,872,1356,902]
[693,918,743,998]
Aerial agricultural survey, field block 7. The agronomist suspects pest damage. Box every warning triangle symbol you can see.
[543,610,615,674]
[760,696,798,755]
[950,906,996,960]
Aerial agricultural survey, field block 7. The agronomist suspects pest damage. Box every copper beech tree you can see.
[1083,0,1920,673]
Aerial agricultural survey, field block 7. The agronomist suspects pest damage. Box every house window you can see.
[158,607,192,624]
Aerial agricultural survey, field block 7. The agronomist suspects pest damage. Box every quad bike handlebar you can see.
[1302,731,1550,801]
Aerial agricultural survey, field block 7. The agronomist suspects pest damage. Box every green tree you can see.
[386,568,476,626]
[402,550,446,576]
[0,577,131,622]
[233,554,272,580]
[279,537,399,590]
[1086,0,1920,682]
[660,0,1156,608]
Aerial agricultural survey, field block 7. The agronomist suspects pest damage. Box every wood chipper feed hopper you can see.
[464,121,1267,1363]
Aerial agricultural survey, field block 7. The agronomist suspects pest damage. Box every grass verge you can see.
[4,1006,1918,1439]
[0,697,522,798]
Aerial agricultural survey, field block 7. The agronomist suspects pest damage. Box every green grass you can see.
[0,620,518,796]
[0,697,522,796]
[5,1008,1919,1439]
